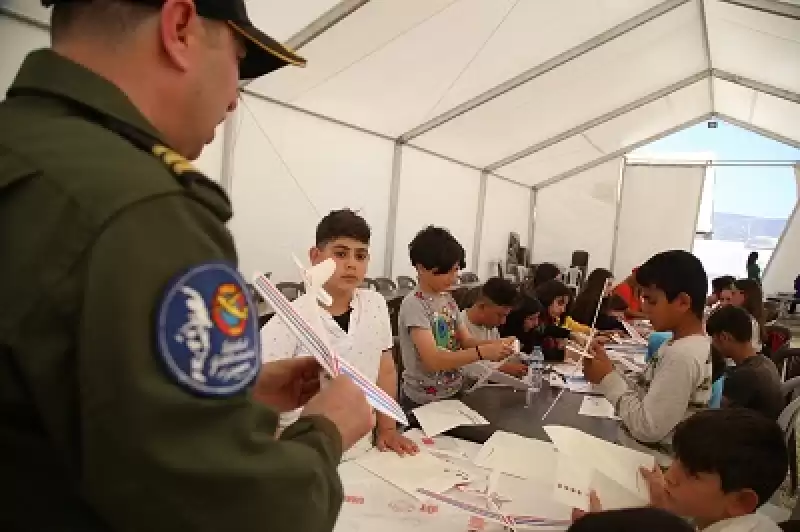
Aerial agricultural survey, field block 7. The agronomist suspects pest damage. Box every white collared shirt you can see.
[260,288,393,459]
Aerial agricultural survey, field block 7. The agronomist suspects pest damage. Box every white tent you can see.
[1,0,798,291]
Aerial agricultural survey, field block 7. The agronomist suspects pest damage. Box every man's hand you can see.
[582,342,614,384]
[570,490,603,522]
[376,427,419,456]
[640,465,670,510]
[301,375,375,451]
[252,357,321,412]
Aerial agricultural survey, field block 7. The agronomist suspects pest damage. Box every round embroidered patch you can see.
[157,262,260,397]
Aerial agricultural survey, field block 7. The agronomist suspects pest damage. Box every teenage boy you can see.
[708,276,736,307]
[706,306,783,420]
[261,209,418,458]
[461,277,527,377]
[398,226,515,409]
[584,250,713,461]
[577,408,788,531]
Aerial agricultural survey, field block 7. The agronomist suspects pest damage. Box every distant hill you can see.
[711,212,787,242]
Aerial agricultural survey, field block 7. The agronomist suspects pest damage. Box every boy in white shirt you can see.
[584,250,713,460]
[260,209,417,459]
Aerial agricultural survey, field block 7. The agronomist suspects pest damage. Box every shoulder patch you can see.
[157,262,260,397]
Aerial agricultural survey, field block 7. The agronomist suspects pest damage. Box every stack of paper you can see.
[412,400,488,437]
[473,430,557,483]
[544,425,655,511]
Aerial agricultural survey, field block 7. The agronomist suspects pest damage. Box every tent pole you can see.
[472,172,489,276]
[527,189,538,269]
[716,114,800,151]
[219,110,237,193]
[383,142,404,278]
[714,70,800,106]
[609,159,628,275]
[718,0,800,20]
[697,0,715,110]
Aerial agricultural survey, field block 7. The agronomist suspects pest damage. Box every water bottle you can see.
[530,346,544,393]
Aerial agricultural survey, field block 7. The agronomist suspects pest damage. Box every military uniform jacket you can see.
[0,49,344,532]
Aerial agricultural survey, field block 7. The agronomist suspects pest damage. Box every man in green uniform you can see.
[0,1,374,530]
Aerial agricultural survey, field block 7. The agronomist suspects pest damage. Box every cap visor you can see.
[228,21,306,80]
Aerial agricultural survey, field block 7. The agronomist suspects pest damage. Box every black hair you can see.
[409,226,466,274]
[733,278,765,341]
[315,209,371,248]
[571,268,613,325]
[499,296,544,352]
[606,294,629,312]
[748,252,759,266]
[534,279,572,325]
[635,250,707,319]
[479,277,519,307]
[569,507,694,532]
[673,408,788,507]
[533,263,561,289]
[706,305,754,343]
[711,275,736,295]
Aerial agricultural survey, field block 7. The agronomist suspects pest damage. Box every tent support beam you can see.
[0,6,48,30]
[718,0,800,20]
[713,69,800,105]
[398,0,692,142]
[485,70,710,172]
[473,172,489,274]
[528,189,538,269]
[219,110,237,192]
[383,142,404,278]
[286,0,371,50]
[697,0,715,110]
[716,113,800,150]
[535,113,713,190]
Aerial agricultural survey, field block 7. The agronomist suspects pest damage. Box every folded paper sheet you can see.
[578,396,620,420]
[463,361,530,392]
[253,272,408,425]
[355,449,468,501]
[544,425,655,511]
[473,430,557,483]
[412,400,488,437]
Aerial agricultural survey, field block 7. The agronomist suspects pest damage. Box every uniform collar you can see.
[8,49,165,145]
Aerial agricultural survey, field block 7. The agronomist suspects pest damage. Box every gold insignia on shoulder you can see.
[152,145,198,176]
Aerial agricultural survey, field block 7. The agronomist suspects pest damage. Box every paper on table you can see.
[463,361,529,392]
[473,430,557,482]
[544,425,654,510]
[412,400,488,438]
[355,449,468,501]
[620,321,647,345]
[578,396,620,420]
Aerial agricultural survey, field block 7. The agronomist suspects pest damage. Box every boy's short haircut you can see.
[636,250,707,319]
[705,305,754,343]
[711,275,736,295]
[533,263,561,289]
[409,226,466,274]
[479,277,519,307]
[673,408,788,507]
[569,507,694,532]
[316,209,371,248]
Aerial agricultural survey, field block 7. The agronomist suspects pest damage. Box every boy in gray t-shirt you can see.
[398,227,514,407]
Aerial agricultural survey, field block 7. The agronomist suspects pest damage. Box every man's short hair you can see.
[315,209,370,248]
[409,226,466,274]
[673,408,788,507]
[636,250,707,319]
[479,278,519,307]
[711,275,736,295]
[706,305,754,343]
[50,0,159,44]
[569,507,694,532]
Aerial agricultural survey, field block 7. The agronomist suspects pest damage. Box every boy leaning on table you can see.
[259,209,418,459]
[574,408,788,532]
[583,250,713,463]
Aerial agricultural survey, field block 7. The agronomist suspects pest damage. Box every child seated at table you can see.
[570,268,627,333]
[398,226,515,409]
[260,209,418,458]
[583,250,713,462]
[533,279,595,362]
[461,277,527,377]
[499,296,544,354]
[583,408,788,531]
[706,305,783,420]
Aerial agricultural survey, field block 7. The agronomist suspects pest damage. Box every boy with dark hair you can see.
[706,306,783,419]
[261,209,418,458]
[584,250,713,461]
[709,276,736,307]
[462,277,527,377]
[399,226,514,407]
[583,409,788,531]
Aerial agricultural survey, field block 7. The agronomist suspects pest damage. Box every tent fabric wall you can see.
[478,176,531,279]
[762,165,800,294]
[612,163,706,279]
[392,147,481,279]
[228,94,394,283]
[0,15,48,97]
[532,158,622,273]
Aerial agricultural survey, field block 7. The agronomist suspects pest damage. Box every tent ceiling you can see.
[2,0,798,188]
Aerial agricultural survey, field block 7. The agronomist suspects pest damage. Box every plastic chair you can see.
[360,278,380,291]
[459,272,479,284]
[397,276,417,290]
[773,347,800,381]
[275,282,304,301]
[387,295,402,338]
[564,266,583,293]
[374,277,397,292]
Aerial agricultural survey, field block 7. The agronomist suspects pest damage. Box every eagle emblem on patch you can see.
[157,262,260,397]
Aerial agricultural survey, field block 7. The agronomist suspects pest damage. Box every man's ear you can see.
[726,488,759,518]
[675,292,692,312]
